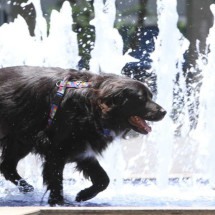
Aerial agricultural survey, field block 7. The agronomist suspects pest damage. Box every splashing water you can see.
[193,4,215,187]
[0,0,80,68]
[89,0,138,74]
[149,0,190,187]
[0,0,215,207]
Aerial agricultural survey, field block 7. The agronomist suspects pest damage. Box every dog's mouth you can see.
[128,116,152,134]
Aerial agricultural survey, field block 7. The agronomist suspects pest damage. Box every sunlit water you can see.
[0,0,215,207]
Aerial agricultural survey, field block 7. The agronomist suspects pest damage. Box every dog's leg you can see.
[75,158,110,202]
[42,153,65,206]
[0,137,34,192]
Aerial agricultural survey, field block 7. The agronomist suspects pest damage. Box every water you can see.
[1,177,215,207]
[0,0,215,207]
[0,0,79,68]
[149,0,190,187]
[193,4,215,187]
[89,0,137,75]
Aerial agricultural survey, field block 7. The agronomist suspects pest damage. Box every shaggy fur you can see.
[0,66,166,205]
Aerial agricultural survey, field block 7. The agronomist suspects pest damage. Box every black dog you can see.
[0,66,166,205]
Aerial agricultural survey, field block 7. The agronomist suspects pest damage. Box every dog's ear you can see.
[98,88,132,110]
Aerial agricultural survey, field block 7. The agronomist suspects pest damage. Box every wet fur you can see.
[0,66,165,205]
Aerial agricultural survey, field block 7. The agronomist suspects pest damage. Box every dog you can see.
[0,66,166,205]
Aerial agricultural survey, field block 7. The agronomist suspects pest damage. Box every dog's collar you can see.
[47,79,92,127]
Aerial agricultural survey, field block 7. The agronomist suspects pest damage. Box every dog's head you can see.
[97,76,166,134]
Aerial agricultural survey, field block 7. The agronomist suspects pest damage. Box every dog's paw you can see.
[75,188,97,202]
[17,179,34,193]
[75,190,87,202]
[48,194,64,206]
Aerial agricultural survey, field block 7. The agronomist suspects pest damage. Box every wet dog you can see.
[0,66,166,205]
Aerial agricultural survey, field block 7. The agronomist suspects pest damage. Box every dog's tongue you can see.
[128,116,152,133]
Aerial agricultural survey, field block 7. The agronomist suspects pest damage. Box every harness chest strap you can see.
[47,79,92,127]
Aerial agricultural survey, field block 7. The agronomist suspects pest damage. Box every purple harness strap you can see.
[47,79,92,127]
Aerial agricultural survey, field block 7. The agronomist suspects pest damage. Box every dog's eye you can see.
[138,96,146,102]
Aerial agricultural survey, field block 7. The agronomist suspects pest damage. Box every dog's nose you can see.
[160,108,167,117]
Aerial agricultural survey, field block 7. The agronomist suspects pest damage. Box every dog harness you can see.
[47,78,112,138]
[48,79,92,127]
